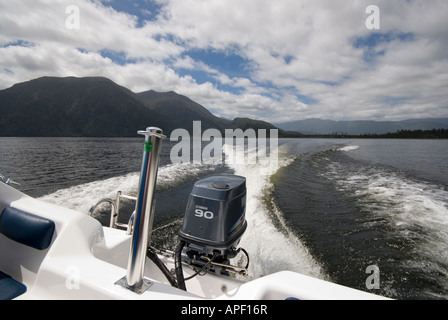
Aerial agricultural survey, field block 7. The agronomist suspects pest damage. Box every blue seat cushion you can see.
[0,207,55,250]
[0,271,27,300]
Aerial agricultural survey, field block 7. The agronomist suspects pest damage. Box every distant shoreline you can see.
[280,128,448,139]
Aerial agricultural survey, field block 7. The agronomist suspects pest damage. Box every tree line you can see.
[286,128,448,139]
[360,128,448,139]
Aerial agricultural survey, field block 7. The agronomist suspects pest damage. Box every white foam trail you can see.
[357,174,448,235]
[38,162,215,214]
[344,172,448,229]
[337,145,359,152]
[333,166,448,274]
[223,143,326,280]
[38,172,139,214]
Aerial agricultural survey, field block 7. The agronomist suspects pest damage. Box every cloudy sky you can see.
[0,0,447,123]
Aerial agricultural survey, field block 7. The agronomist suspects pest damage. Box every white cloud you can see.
[143,0,448,121]
[0,0,447,123]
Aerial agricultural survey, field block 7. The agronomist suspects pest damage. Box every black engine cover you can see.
[178,175,247,255]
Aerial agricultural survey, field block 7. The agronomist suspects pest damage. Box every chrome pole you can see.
[115,127,166,294]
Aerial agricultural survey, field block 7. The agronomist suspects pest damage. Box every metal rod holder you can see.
[115,127,166,294]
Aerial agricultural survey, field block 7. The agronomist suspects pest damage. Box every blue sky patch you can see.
[353,32,415,48]
[172,49,254,94]
[186,49,252,79]
[353,32,416,64]
[1,40,36,48]
[99,49,138,65]
[100,0,163,27]
[296,93,317,105]
[3,68,14,75]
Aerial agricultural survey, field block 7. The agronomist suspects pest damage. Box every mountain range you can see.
[0,76,278,137]
[0,76,447,137]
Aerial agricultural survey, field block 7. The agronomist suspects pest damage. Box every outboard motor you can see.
[175,175,249,290]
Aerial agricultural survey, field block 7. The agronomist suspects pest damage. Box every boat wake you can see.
[336,145,359,152]
[326,158,448,292]
[222,143,326,280]
[320,147,448,298]
[37,161,220,214]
